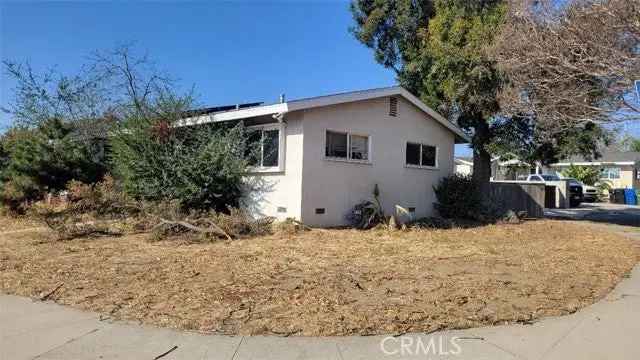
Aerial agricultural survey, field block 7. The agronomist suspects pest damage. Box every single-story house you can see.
[181,86,468,226]
[546,151,640,189]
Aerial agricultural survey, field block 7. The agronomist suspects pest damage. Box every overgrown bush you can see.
[0,118,109,213]
[433,174,483,220]
[110,99,251,212]
[561,164,600,185]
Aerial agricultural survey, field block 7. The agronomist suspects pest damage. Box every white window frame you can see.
[600,167,621,180]
[405,141,439,170]
[324,129,372,164]
[247,123,286,173]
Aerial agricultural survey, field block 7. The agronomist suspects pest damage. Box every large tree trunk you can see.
[472,121,492,196]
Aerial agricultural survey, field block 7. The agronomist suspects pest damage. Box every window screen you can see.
[262,129,279,167]
[406,143,421,166]
[350,134,369,160]
[326,131,348,158]
[421,145,436,167]
[247,128,279,168]
[406,142,437,167]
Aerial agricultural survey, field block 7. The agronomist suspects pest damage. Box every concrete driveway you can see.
[545,202,640,227]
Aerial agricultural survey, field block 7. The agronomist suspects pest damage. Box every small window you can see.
[325,130,370,162]
[389,97,398,117]
[247,127,281,169]
[406,142,437,168]
[600,167,620,180]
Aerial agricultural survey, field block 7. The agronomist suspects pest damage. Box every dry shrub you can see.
[65,176,139,217]
[28,177,276,242]
[273,217,311,235]
[148,206,275,242]
[211,208,274,238]
[29,201,123,240]
[28,176,140,240]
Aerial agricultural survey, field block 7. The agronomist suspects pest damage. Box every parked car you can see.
[581,184,599,202]
[526,174,584,207]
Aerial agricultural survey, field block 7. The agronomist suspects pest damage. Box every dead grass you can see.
[0,218,638,336]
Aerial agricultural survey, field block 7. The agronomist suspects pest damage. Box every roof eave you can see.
[177,86,470,143]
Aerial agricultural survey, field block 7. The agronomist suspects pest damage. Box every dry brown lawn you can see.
[0,218,638,336]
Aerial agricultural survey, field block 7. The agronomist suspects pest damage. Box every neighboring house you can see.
[546,151,640,189]
[181,86,468,226]
[454,157,473,176]
[457,156,538,181]
[491,158,536,181]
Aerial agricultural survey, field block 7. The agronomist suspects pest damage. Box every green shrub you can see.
[110,105,250,212]
[433,174,483,219]
[0,119,109,213]
[561,164,600,185]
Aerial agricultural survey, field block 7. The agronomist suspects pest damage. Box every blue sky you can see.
[0,0,476,154]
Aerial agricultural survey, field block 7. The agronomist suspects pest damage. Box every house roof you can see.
[178,86,470,143]
[455,157,473,165]
[550,151,640,166]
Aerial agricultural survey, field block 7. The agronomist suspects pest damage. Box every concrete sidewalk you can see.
[1,264,638,359]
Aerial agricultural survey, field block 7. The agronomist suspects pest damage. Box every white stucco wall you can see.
[241,113,304,220]
[297,96,455,227]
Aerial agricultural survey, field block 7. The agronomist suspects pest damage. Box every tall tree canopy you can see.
[351,0,507,188]
[351,0,637,188]
[495,0,640,129]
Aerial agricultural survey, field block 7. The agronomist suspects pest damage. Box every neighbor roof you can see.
[454,157,473,165]
[178,86,469,143]
[550,151,640,166]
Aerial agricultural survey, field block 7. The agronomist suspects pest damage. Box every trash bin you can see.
[610,189,626,204]
[624,188,637,205]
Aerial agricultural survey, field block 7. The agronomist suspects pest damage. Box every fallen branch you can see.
[154,218,232,240]
[40,282,64,301]
[153,345,178,360]
[290,219,312,231]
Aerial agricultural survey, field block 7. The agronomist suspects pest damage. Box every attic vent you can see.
[389,97,398,117]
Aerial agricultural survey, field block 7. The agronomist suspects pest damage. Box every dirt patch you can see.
[0,219,637,336]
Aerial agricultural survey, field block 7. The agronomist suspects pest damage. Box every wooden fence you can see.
[490,181,546,218]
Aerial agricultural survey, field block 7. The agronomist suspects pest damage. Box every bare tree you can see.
[2,44,175,127]
[1,61,111,127]
[494,0,640,140]
[89,45,174,117]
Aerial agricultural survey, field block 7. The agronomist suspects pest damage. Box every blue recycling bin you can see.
[624,188,637,205]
